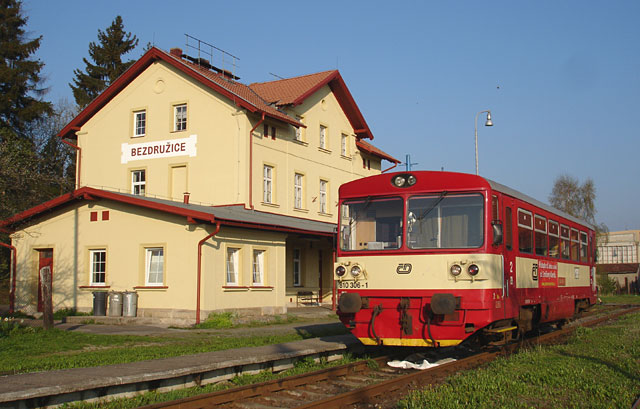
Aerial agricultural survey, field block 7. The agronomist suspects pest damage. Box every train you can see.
[333,171,597,347]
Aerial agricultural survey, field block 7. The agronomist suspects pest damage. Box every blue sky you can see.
[22,0,639,231]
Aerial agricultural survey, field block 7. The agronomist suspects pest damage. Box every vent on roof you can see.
[183,34,240,80]
[170,48,183,58]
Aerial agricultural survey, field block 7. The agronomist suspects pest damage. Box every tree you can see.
[549,174,609,241]
[0,0,52,139]
[70,16,139,108]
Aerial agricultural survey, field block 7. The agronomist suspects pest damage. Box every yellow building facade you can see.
[2,47,398,323]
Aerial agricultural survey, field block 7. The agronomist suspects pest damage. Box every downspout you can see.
[61,138,81,189]
[0,240,17,314]
[196,221,221,324]
[248,113,265,210]
[382,162,398,173]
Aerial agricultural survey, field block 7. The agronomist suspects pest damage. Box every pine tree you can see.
[0,0,52,140]
[70,16,139,107]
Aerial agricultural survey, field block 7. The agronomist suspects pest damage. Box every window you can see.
[517,209,533,253]
[341,197,403,251]
[560,225,570,259]
[263,165,273,203]
[571,228,580,261]
[319,125,327,149]
[252,250,264,286]
[271,126,276,140]
[174,104,187,131]
[294,173,303,209]
[145,248,164,286]
[133,110,146,137]
[534,215,547,256]
[131,170,146,195]
[319,180,328,214]
[549,221,560,258]
[90,249,106,286]
[294,116,303,141]
[341,133,348,156]
[580,232,588,262]
[293,248,301,286]
[226,248,239,286]
[505,207,513,250]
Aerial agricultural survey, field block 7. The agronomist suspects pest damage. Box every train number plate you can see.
[337,280,369,289]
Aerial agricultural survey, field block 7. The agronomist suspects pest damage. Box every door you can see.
[503,204,518,318]
[37,249,53,312]
[170,165,187,201]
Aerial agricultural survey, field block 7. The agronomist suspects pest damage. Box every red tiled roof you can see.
[250,71,338,106]
[357,139,400,163]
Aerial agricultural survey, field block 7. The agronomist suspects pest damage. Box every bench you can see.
[296,291,319,307]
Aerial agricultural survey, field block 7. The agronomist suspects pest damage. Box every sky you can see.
[21,0,640,232]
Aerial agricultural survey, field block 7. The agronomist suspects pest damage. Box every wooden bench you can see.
[296,291,319,307]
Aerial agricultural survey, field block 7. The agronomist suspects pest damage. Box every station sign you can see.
[121,134,197,164]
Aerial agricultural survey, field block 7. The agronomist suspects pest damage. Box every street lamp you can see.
[475,110,493,175]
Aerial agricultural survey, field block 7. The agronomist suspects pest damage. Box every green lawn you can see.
[398,310,640,409]
[599,294,640,305]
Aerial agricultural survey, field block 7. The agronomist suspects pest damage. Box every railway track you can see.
[140,305,640,409]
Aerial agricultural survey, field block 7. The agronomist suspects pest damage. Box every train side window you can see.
[548,221,559,258]
[534,215,547,256]
[517,209,533,254]
[560,225,570,259]
[492,195,499,221]
[570,229,580,261]
[505,207,512,250]
[579,231,588,262]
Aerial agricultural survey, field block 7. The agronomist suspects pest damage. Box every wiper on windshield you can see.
[418,191,448,220]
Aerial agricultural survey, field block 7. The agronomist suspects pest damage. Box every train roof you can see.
[339,171,595,230]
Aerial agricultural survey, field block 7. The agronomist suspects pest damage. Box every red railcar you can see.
[334,171,597,347]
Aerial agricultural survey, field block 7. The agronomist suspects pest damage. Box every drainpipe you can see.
[382,162,398,173]
[196,222,221,324]
[61,138,81,189]
[248,113,265,210]
[0,240,17,314]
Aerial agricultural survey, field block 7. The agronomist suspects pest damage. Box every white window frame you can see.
[252,249,264,286]
[341,133,348,156]
[294,173,303,209]
[319,179,328,214]
[131,170,146,195]
[145,247,164,286]
[174,104,187,131]
[226,248,239,286]
[293,248,301,287]
[89,249,106,286]
[263,165,273,204]
[294,116,304,141]
[133,110,146,137]
[319,125,327,149]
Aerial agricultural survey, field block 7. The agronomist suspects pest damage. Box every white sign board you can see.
[121,134,197,164]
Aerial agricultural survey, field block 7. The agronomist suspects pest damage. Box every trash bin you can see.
[122,291,138,317]
[108,292,123,316]
[92,291,107,316]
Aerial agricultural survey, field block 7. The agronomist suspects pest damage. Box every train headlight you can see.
[468,264,480,276]
[393,176,406,187]
[407,175,417,186]
[450,264,462,276]
[335,266,346,277]
[350,265,362,278]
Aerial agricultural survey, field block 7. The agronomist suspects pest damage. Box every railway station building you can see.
[596,230,640,294]
[1,46,398,323]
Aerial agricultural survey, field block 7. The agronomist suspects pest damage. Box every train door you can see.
[503,203,518,318]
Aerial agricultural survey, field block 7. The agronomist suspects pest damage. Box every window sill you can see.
[261,202,280,208]
[317,212,333,217]
[170,129,187,134]
[223,286,249,292]
[293,208,309,214]
[131,135,145,139]
[250,286,273,291]
[292,139,308,146]
[318,147,332,154]
[79,285,110,290]
[340,155,352,161]
[133,286,168,290]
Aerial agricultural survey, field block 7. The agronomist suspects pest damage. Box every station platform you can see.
[0,330,361,408]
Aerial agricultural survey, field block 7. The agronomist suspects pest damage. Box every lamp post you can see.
[475,110,493,175]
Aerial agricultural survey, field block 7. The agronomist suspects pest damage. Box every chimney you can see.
[183,192,190,204]
[170,48,183,58]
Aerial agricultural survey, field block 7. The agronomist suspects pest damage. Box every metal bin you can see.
[122,291,138,317]
[108,291,123,316]
[92,291,107,316]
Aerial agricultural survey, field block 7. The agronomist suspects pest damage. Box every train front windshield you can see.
[340,193,484,251]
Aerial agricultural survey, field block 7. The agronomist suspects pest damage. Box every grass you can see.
[398,310,640,409]
[0,320,348,375]
[599,294,640,305]
[61,354,361,409]
[192,311,306,330]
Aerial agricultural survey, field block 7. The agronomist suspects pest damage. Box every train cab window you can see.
[492,195,499,221]
[570,229,580,261]
[548,221,560,258]
[340,197,403,251]
[517,209,533,254]
[505,207,512,250]
[407,193,484,249]
[560,225,570,259]
[534,215,547,256]
[580,232,588,262]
